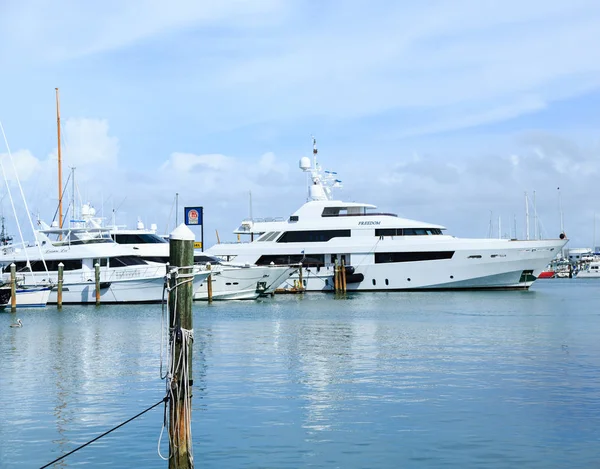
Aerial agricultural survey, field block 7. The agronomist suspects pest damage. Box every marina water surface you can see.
[1,280,600,468]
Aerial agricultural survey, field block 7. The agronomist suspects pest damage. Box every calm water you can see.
[1,280,600,468]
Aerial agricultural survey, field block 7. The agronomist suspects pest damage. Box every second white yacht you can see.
[0,225,210,304]
[207,139,569,291]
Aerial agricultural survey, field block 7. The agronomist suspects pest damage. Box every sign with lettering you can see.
[185,207,203,226]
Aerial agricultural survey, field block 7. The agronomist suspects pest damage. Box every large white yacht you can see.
[207,140,569,291]
[0,225,210,304]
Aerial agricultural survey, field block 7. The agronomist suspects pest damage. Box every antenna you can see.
[312,135,318,169]
[175,193,179,226]
[533,190,538,240]
[249,190,253,221]
[498,215,501,239]
[558,187,564,233]
[525,191,530,240]
[594,211,596,253]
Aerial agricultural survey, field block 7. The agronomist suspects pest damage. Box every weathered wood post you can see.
[10,263,16,312]
[57,262,64,309]
[168,224,195,469]
[298,263,304,291]
[206,263,213,303]
[341,259,347,293]
[333,259,339,293]
[94,263,101,306]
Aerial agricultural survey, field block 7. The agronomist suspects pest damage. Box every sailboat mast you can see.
[56,88,63,228]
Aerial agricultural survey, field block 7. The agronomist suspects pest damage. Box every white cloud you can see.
[161,153,235,172]
[0,149,42,183]
[60,118,119,171]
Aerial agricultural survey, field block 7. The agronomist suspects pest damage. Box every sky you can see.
[1,0,599,249]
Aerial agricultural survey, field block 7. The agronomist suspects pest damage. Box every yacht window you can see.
[112,233,168,244]
[194,255,221,264]
[109,256,148,267]
[322,207,342,217]
[257,232,273,242]
[258,232,281,242]
[144,256,169,264]
[255,254,325,267]
[277,230,351,243]
[375,251,454,263]
[4,259,83,272]
[375,228,442,237]
[92,258,108,267]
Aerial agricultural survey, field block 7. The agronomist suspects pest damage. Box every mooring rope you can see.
[157,266,195,465]
[38,397,168,469]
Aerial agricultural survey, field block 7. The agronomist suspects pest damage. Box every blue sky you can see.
[1,0,600,248]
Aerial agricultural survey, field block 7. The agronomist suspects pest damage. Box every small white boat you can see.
[0,285,51,308]
[576,261,600,278]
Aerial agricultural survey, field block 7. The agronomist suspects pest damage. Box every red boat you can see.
[538,270,555,279]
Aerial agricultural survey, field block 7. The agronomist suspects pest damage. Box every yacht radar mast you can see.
[299,137,342,202]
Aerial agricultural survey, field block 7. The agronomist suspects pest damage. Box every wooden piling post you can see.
[298,263,304,291]
[206,263,213,303]
[333,259,339,293]
[57,262,64,309]
[10,263,16,312]
[168,224,195,469]
[94,263,101,306]
[341,259,347,293]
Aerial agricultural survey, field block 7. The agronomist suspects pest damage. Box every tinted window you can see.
[113,233,168,244]
[4,259,83,272]
[376,228,442,236]
[256,254,325,267]
[110,256,148,267]
[375,251,454,263]
[277,230,351,243]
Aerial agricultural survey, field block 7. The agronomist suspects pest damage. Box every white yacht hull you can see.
[213,238,566,292]
[193,265,296,300]
[4,268,210,304]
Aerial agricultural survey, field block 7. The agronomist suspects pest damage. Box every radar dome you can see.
[299,157,311,171]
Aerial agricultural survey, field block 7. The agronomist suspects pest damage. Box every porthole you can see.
[407,278,411,282]
[450,275,454,279]
[385,279,389,285]
[372,279,376,286]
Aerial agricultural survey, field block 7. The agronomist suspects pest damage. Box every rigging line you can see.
[0,123,49,275]
[50,171,72,225]
[38,397,168,469]
[0,122,35,283]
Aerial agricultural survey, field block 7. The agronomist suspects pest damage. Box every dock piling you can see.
[94,263,101,306]
[10,263,16,312]
[168,224,195,469]
[57,262,64,309]
[206,263,213,303]
[341,259,347,293]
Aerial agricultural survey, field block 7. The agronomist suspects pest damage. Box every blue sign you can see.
[184,207,203,226]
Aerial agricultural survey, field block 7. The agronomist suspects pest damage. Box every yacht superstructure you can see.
[207,139,569,291]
